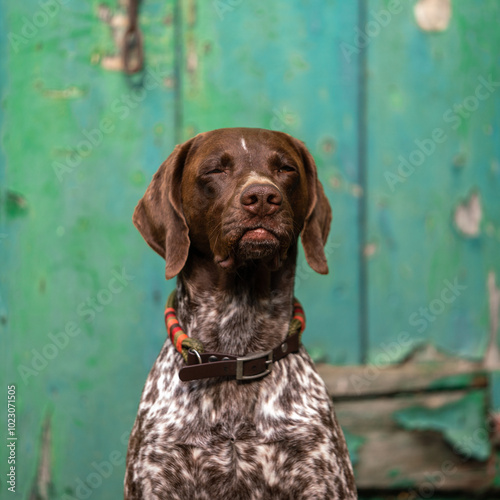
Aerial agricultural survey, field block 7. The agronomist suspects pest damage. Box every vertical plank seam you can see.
[357,0,368,365]
[173,0,184,144]
[0,1,9,336]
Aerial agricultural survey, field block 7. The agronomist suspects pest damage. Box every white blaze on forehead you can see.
[241,137,248,152]
[241,171,279,191]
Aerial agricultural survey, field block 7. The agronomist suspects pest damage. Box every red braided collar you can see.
[165,298,306,357]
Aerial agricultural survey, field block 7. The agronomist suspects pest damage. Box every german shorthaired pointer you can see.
[125,128,357,499]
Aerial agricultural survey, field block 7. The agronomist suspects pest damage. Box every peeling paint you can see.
[351,184,363,198]
[29,415,53,500]
[186,36,198,78]
[329,175,342,190]
[407,343,455,363]
[414,0,452,32]
[429,373,486,391]
[363,242,377,258]
[187,0,197,27]
[452,152,467,169]
[484,271,500,368]
[454,192,482,237]
[97,4,128,72]
[4,191,28,218]
[321,137,336,154]
[35,84,87,100]
[490,411,500,447]
[394,391,490,461]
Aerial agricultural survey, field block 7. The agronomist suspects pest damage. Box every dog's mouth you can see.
[240,227,278,244]
[214,224,290,270]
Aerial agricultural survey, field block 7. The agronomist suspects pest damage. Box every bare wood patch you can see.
[29,414,53,500]
[335,390,493,491]
[484,271,500,368]
[454,191,482,238]
[317,359,486,399]
[414,0,452,32]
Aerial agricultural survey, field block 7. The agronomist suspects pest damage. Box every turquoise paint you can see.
[366,0,500,363]
[343,428,366,466]
[2,1,177,497]
[182,0,362,364]
[394,390,491,462]
[429,373,486,391]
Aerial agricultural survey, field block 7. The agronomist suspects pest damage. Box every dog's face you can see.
[133,128,332,279]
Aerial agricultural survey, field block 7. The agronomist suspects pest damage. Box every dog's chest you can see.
[137,343,334,446]
[129,344,356,499]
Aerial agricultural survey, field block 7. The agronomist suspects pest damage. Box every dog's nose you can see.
[240,183,283,216]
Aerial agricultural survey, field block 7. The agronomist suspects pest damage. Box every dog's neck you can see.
[175,246,298,355]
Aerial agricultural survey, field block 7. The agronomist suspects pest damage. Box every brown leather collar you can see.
[178,330,301,382]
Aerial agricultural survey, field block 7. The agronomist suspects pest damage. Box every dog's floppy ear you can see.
[297,141,332,275]
[133,138,196,280]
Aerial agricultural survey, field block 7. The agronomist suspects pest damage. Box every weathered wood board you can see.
[324,361,497,492]
[317,358,487,398]
[336,390,493,491]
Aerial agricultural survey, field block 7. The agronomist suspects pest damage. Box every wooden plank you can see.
[2,1,177,497]
[181,0,363,364]
[335,389,495,491]
[365,0,500,363]
[317,359,487,398]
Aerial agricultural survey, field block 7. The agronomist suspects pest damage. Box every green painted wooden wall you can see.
[1,0,499,498]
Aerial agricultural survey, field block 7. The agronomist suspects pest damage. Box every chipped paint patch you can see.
[97,4,128,72]
[29,414,53,500]
[186,35,198,78]
[351,184,363,198]
[454,192,482,237]
[394,390,490,461]
[363,243,377,258]
[414,0,452,32]
[37,85,87,100]
[5,191,28,218]
[484,272,500,368]
[429,373,487,391]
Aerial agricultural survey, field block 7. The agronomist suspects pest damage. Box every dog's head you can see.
[133,128,332,279]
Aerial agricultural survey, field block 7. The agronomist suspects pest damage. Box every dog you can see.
[124,128,357,499]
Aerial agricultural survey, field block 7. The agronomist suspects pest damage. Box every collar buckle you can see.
[236,350,273,381]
